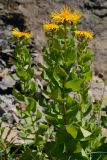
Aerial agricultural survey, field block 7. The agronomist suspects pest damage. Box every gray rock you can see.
[0,3,4,10]
[0,75,15,90]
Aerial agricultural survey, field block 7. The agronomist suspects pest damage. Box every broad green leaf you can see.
[38,123,48,133]
[42,70,49,81]
[80,127,91,138]
[81,148,88,158]
[21,39,29,46]
[54,66,68,80]
[27,67,34,77]
[46,115,58,125]
[25,117,32,125]
[103,156,107,160]
[49,88,62,100]
[65,79,83,91]
[13,88,24,101]
[83,49,93,61]
[83,104,92,117]
[24,97,36,112]
[36,135,45,145]
[57,28,65,39]
[17,68,30,81]
[53,70,61,87]
[53,38,61,50]
[28,80,36,94]
[66,124,78,139]
[22,48,31,64]
[101,116,107,128]
[83,71,92,81]
[65,48,77,67]
[74,142,82,153]
[66,109,78,123]
[36,110,42,120]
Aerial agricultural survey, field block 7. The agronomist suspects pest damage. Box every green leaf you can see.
[83,104,92,117]
[80,127,91,138]
[36,110,42,120]
[22,48,31,64]
[17,68,30,81]
[103,156,107,160]
[46,115,58,125]
[25,117,32,125]
[65,48,77,68]
[53,70,61,87]
[81,148,88,158]
[83,49,92,61]
[74,142,82,153]
[53,38,61,50]
[36,135,45,145]
[27,67,34,77]
[65,79,83,91]
[21,39,29,46]
[57,28,65,39]
[101,116,107,128]
[49,88,62,101]
[28,80,36,94]
[38,123,48,133]
[66,124,78,139]
[24,97,36,112]
[66,109,78,123]
[13,88,24,101]
[83,71,92,81]
[54,66,68,80]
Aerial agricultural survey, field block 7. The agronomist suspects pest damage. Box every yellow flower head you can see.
[71,10,81,24]
[11,28,31,39]
[75,31,93,40]
[43,22,59,31]
[51,5,81,24]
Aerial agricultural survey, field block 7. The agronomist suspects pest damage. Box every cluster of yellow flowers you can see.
[43,5,93,40]
[43,5,81,31]
[11,28,31,39]
[11,6,93,40]
[75,31,93,40]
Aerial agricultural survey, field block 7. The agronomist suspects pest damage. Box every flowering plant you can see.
[41,5,105,160]
[11,29,48,159]
[1,5,107,160]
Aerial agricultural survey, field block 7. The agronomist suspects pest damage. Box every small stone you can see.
[2,49,12,54]
[98,73,104,79]
[17,103,26,112]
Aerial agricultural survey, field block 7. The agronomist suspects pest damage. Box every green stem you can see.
[30,111,35,131]
[62,22,67,125]
[64,22,67,62]
[62,79,67,125]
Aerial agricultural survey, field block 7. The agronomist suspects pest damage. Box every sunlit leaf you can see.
[80,127,91,138]
[65,79,83,91]
[66,124,78,139]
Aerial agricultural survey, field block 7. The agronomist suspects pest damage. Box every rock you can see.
[0,75,15,90]
[0,3,4,10]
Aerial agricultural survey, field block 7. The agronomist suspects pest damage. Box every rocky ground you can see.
[0,0,107,143]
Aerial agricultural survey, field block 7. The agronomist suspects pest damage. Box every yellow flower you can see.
[75,31,93,40]
[43,23,59,31]
[71,10,81,24]
[11,28,31,38]
[51,5,81,24]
